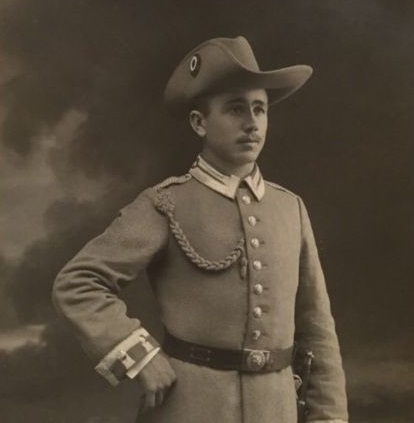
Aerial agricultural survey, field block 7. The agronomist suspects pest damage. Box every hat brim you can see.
[209,64,313,103]
[166,64,312,118]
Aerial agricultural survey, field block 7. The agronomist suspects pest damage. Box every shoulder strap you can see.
[265,180,297,197]
[153,173,192,190]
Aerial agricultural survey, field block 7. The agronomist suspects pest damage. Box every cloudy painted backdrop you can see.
[1,1,413,422]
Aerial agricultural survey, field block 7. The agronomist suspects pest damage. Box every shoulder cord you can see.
[153,187,247,277]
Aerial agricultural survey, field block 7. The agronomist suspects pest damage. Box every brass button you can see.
[253,307,262,318]
[248,216,257,226]
[241,195,251,205]
[253,284,264,295]
[253,260,262,271]
[251,330,261,340]
[250,238,260,248]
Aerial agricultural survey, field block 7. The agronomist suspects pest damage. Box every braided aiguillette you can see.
[153,188,246,275]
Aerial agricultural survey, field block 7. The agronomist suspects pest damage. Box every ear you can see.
[189,110,207,137]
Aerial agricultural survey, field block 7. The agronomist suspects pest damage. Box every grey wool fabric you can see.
[53,171,348,423]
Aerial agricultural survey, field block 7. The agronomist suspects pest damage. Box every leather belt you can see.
[163,331,294,373]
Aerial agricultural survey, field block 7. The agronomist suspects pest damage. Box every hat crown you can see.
[191,36,260,72]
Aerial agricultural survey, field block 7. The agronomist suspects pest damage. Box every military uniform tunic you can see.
[53,156,348,423]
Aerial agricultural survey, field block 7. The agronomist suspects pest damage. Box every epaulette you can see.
[152,173,192,191]
[265,180,297,198]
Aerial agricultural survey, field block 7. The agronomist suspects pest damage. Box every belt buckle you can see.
[244,349,269,371]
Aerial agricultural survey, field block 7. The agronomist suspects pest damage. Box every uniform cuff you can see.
[94,327,160,386]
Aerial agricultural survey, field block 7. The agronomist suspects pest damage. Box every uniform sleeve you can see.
[52,188,169,386]
[295,197,348,422]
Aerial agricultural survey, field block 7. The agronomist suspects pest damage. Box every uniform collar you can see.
[189,155,265,201]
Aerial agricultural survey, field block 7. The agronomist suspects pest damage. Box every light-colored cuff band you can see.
[95,327,159,386]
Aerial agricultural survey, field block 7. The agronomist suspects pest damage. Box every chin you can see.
[236,151,260,164]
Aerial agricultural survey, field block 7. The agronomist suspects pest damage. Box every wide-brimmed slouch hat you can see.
[164,36,313,119]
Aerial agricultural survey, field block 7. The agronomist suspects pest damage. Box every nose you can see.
[243,109,259,133]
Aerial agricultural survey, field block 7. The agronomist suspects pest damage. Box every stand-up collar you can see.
[189,156,265,201]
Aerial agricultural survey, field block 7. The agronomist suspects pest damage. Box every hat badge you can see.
[189,54,201,77]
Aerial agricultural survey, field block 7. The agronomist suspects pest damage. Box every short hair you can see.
[189,94,212,116]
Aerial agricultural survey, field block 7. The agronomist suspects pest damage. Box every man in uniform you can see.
[53,36,348,423]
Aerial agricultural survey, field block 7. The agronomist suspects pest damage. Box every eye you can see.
[229,104,245,116]
[253,105,267,115]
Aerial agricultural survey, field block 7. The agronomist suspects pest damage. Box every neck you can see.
[200,152,255,179]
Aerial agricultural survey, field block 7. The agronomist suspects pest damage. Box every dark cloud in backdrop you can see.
[0,1,413,422]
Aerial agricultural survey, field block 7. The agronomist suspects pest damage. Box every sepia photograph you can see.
[0,1,413,422]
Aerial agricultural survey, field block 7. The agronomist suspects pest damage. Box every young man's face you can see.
[191,88,268,175]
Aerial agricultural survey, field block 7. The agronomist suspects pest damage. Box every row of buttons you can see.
[240,193,263,341]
